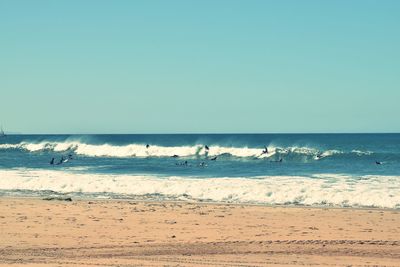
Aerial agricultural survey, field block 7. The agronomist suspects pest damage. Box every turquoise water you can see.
[0,134,399,208]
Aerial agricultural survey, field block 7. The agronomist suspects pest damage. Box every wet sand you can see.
[0,198,399,266]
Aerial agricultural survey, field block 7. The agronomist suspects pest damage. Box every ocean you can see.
[0,134,399,208]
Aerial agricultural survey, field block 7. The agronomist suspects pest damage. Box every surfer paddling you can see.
[56,156,65,165]
[51,154,73,165]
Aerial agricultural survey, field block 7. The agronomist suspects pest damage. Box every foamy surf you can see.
[0,169,399,209]
[0,141,276,158]
[0,141,371,160]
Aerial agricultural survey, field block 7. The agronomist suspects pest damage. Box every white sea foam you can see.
[0,141,376,160]
[0,144,21,149]
[0,141,279,158]
[0,169,399,208]
[351,150,373,156]
[313,149,343,160]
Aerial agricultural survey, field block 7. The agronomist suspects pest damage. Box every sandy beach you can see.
[0,198,399,266]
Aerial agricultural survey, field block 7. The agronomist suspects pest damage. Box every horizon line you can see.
[4,132,400,135]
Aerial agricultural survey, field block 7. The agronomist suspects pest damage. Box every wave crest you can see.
[0,141,373,160]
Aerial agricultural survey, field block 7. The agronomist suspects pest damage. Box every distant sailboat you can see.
[0,126,6,137]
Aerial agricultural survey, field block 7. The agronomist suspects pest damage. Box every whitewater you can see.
[1,134,399,208]
[0,140,345,159]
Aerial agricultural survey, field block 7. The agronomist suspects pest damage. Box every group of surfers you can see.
[49,144,383,166]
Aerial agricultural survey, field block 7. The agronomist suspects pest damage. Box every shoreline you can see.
[1,197,399,266]
[1,195,398,212]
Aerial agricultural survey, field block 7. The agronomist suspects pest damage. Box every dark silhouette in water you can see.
[56,156,64,165]
[375,161,382,165]
[49,158,54,165]
[210,156,218,161]
[146,144,150,149]
[172,155,179,158]
[176,161,189,166]
[68,154,73,160]
[261,146,268,155]
[205,145,209,151]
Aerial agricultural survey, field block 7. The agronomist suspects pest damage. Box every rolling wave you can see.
[0,141,375,160]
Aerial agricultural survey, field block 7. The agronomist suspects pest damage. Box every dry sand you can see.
[0,198,399,266]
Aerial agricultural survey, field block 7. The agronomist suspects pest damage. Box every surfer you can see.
[146,144,150,149]
[261,146,268,155]
[49,158,55,165]
[172,155,179,158]
[375,161,382,165]
[57,156,64,165]
[176,161,188,166]
[205,145,209,151]
[68,154,73,160]
[210,156,217,161]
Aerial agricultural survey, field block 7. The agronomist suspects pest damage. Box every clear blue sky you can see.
[1,0,399,134]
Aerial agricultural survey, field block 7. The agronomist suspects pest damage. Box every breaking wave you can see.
[0,141,374,160]
[0,169,399,208]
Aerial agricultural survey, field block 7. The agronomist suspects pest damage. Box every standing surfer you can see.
[261,146,268,155]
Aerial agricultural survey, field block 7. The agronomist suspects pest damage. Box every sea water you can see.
[0,134,399,208]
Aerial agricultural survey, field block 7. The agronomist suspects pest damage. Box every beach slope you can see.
[0,198,399,266]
